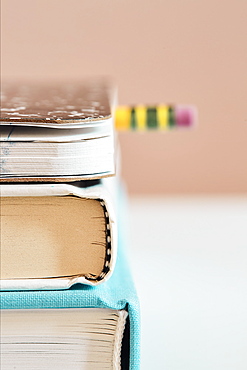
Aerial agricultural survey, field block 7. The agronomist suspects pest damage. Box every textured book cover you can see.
[0,79,116,181]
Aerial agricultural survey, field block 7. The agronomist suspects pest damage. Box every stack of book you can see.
[0,80,140,370]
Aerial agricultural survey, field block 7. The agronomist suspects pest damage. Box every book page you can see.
[1,196,108,279]
[1,308,128,370]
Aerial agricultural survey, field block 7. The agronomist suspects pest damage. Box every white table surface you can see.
[128,196,247,370]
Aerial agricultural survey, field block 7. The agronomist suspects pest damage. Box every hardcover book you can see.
[0,79,116,181]
[0,179,116,290]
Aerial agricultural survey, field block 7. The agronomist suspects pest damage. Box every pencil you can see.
[115,105,197,131]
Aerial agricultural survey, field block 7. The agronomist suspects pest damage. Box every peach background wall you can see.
[1,0,247,194]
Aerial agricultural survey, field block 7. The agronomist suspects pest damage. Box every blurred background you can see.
[2,0,247,194]
[2,1,247,369]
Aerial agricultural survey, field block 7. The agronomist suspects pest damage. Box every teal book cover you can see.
[0,192,140,370]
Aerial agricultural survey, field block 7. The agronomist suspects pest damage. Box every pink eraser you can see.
[175,105,197,127]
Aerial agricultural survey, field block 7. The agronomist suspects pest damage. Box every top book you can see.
[0,79,116,181]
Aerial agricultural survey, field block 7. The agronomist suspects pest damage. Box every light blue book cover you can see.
[0,191,140,370]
